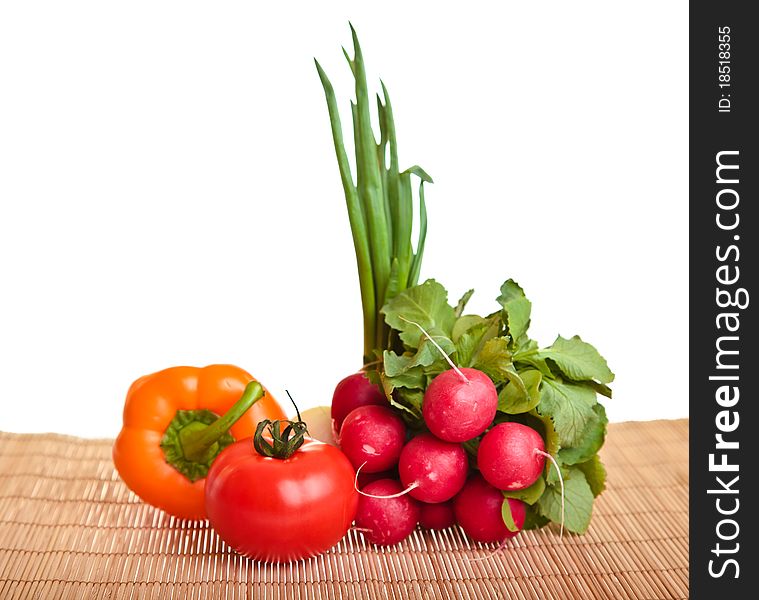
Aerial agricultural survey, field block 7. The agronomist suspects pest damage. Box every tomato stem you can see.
[285,389,302,423]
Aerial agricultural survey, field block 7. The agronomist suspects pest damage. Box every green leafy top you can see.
[379,277,613,534]
[383,279,455,347]
[316,26,433,363]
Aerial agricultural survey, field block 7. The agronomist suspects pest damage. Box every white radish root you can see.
[536,449,565,539]
[353,461,419,499]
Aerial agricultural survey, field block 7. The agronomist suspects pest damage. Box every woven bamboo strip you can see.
[0,420,688,599]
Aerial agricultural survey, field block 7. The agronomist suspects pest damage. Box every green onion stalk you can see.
[316,24,432,366]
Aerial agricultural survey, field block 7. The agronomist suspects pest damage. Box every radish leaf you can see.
[538,467,594,534]
[471,337,514,383]
[382,279,455,347]
[535,335,615,385]
[496,280,532,345]
[577,455,607,497]
[455,319,501,367]
[559,404,608,465]
[501,499,520,533]
[452,314,487,343]
[454,289,475,318]
[529,408,561,459]
[537,378,597,447]
[503,475,546,506]
[498,369,542,414]
[523,507,550,530]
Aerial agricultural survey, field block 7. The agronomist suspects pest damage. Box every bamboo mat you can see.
[0,419,688,600]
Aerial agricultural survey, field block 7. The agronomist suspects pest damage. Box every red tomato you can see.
[205,437,358,562]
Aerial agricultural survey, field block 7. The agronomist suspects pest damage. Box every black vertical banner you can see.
[690,2,757,598]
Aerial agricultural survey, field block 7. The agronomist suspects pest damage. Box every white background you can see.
[0,1,688,437]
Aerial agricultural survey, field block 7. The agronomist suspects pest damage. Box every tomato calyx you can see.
[253,390,308,460]
[253,418,309,459]
[253,391,309,460]
[160,381,265,481]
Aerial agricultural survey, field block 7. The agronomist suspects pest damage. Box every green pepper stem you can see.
[180,381,264,462]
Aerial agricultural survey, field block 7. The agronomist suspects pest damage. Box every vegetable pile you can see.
[318,26,614,544]
[112,25,614,564]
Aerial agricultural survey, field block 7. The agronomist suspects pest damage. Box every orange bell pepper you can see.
[112,364,286,520]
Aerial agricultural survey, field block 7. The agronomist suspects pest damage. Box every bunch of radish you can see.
[332,353,561,547]
[318,27,610,547]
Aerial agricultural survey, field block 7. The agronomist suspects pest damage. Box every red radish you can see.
[396,315,497,443]
[357,467,398,489]
[331,372,387,432]
[397,433,468,503]
[355,479,421,545]
[423,368,498,442]
[453,474,526,543]
[338,405,406,473]
[477,422,545,491]
[419,500,455,530]
[478,423,565,537]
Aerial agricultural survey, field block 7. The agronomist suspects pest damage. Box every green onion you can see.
[316,25,433,366]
